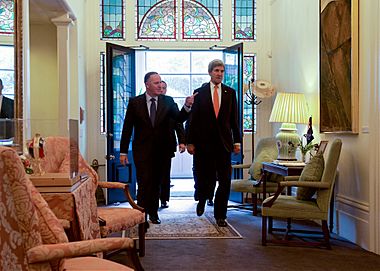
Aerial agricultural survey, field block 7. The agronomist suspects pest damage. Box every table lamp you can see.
[269,92,309,160]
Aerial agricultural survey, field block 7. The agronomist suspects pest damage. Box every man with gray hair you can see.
[187,59,241,227]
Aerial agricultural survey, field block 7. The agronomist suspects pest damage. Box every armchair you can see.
[229,137,281,215]
[261,139,342,249]
[40,137,146,256]
[0,146,142,271]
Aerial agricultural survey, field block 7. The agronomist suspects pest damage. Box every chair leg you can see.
[138,223,146,257]
[268,217,273,233]
[252,193,258,216]
[262,215,267,246]
[322,220,331,249]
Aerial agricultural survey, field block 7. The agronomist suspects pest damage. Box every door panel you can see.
[223,43,244,202]
[106,43,136,204]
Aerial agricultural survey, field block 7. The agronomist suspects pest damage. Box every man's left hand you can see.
[178,144,186,153]
[233,145,241,154]
[185,92,198,107]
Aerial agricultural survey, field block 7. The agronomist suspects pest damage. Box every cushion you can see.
[296,153,325,200]
[248,152,274,180]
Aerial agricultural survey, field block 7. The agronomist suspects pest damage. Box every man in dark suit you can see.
[0,78,14,139]
[119,72,195,224]
[187,59,241,227]
[159,80,186,208]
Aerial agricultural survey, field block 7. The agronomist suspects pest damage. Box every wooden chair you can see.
[261,139,342,249]
[0,146,143,271]
[40,136,146,256]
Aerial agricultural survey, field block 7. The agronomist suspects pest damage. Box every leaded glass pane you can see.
[182,0,221,40]
[243,54,256,132]
[233,0,256,40]
[100,0,125,40]
[137,0,176,40]
[0,0,14,35]
[0,45,14,99]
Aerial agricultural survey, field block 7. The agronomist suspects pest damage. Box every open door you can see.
[106,43,136,204]
[223,43,244,202]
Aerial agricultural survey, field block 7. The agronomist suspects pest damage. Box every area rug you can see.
[126,212,242,240]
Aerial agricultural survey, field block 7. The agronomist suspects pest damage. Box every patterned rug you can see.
[127,212,242,240]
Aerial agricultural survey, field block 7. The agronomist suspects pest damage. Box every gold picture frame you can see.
[320,0,359,134]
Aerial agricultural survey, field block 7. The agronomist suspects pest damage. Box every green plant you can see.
[298,138,318,156]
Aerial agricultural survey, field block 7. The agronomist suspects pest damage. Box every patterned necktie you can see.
[213,85,220,117]
[150,98,156,126]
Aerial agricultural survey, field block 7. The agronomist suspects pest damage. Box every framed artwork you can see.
[319,0,359,134]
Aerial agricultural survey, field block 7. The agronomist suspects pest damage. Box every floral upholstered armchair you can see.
[0,146,143,271]
[39,137,146,256]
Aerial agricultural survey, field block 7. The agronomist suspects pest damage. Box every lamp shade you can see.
[269,92,309,124]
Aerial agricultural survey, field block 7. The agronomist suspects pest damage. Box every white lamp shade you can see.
[269,92,309,124]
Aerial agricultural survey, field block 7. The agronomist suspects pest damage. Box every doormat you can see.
[126,212,242,240]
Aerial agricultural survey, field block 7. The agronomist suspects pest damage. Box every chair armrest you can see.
[283,176,300,182]
[58,219,70,230]
[280,180,330,189]
[27,238,134,264]
[98,181,144,212]
[231,164,251,169]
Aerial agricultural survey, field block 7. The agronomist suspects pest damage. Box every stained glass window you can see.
[137,0,176,40]
[100,0,125,40]
[182,0,221,40]
[0,0,14,35]
[100,52,106,134]
[243,54,256,132]
[233,0,256,40]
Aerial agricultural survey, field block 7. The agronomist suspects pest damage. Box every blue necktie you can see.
[150,98,156,126]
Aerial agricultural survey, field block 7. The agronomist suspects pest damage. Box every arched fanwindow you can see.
[182,0,221,40]
[0,0,14,35]
[137,0,176,40]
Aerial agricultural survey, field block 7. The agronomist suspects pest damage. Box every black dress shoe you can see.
[161,201,169,208]
[196,200,206,216]
[216,219,227,227]
[149,215,161,224]
[207,199,214,206]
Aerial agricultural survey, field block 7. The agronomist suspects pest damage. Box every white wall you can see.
[271,0,376,252]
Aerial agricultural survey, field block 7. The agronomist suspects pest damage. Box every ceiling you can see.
[29,0,75,24]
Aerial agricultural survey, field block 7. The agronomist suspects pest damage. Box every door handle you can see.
[105,154,115,160]
[107,132,113,137]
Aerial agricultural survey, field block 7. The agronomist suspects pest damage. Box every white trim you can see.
[369,0,380,254]
[336,194,369,212]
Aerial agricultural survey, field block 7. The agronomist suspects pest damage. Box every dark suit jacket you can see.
[169,120,185,156]
[0,96,14,119]
[0,96,14,139]
[187,83,241,152]
[120,94,188,163]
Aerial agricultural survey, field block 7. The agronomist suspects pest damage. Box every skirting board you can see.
[335,193,369,250]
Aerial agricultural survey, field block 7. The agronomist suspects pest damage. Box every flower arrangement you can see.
[298,136,319,162]
[20,155,34,174]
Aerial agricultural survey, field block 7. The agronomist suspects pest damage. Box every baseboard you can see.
[335,193,370,250]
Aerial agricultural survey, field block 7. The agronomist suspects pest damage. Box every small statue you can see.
[26,133,45,176]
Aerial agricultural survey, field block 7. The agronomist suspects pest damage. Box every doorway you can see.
[106,46,244,203]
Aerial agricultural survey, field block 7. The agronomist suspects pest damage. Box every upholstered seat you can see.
[39,136,146,256]
[230,137,281,215]
[0,146,142,271]
[261,139,342,249]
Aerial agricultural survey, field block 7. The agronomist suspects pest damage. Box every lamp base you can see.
[275,123,299,161]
